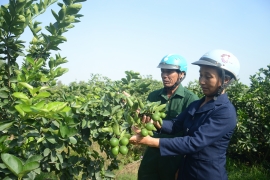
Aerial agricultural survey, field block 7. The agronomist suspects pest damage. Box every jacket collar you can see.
[159,84,185,100]
[188,93,229,115]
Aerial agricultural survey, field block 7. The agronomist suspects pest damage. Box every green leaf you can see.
[45,102,67,112]
[56,153,63,163]
[0,163,7,169]
[74,0,87,3]
[40,86,49,91]
[0,91,9,98]
[66,3,82,15]
[51,9,59,21]
[111,105,121,115]
[15,105,26,117]
[60,125,77,138]
[60,106,71,112]
[40,76,49,82]
[35,91,51,99]
[55,142,65,152]
[16,0,26,13]
[19,161,39,177]
[19,82,33,90]
[34,100,45,109]
[102,109,110,116]
[44,148,51,156]
[12,92,29,100]
[19,104,32,112]
[63,0,72,5]
[104,170,116,178]
[9,77,18,83]
[26,155,43,163]
[0,121,14,131]
[59,126,66,138]
[58,5,66,20]
[0,135,8,143]
[1,153,23,176]
[46,136,57,144]
[68,137,77,144]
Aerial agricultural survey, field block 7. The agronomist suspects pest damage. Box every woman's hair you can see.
[214,67,234,81]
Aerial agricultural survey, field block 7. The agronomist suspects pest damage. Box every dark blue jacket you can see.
[159,93,237,180]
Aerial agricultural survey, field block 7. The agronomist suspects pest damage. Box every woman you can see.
[130,49,240,180]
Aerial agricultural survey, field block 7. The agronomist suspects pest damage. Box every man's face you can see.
[161,69,180,88]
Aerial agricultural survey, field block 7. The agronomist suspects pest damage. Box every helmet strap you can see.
[213,69,235,100]
[164,73,186,91]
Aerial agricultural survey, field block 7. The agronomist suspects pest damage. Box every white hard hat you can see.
[192,49,240,80]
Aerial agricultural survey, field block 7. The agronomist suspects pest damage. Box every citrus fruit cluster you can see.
[124,96,167,137]
[109,137,129,156]
[151,111,166,126]
[140,122,157,137]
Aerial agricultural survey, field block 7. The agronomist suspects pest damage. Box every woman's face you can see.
[161,69,182,88]
[199,66,222,97]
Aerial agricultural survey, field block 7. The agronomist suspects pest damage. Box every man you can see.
[138,54,199,180]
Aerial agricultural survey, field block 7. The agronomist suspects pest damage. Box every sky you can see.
[1,0,270,86]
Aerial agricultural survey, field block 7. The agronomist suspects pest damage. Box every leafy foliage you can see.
[0,1,270,180]
[228,65,270,165]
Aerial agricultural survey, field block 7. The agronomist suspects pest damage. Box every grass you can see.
[34,157,270,180]
[227,158,270,180]
[32,142,270,180]
[115,157,270,180]
[35,172,58,180]
[114,160,140,180]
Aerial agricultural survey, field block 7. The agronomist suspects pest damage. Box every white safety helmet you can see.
[192,49,240,99]
[192,49,240,80]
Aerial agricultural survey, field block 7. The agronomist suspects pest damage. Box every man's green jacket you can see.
[138,84,199,180]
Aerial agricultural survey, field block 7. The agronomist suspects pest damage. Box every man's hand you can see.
[123,91,131,97]
[131,125,141,134]
[129,134,160,148]
[141,115,162,130]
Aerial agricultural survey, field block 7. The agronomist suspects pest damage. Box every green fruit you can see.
[134,117,140,124]
[148,130,154,136]
[110,137,119,147]
[132,101,139,111]
[151,113,160,121]
[126,97,134,107]
[145,122,155,131]
[158,118,163,126]
[28,137,35,142]
[112,120,120,136]
[160,112,166,119]
[119,146,128,155]
[41,128,49,133]
[127,115,134,125]
[138,99,144,109]
[155,112,161,117]
[141,128,148,137]
[101,127,113,133]
[51,129,59,135]
[109,92,115,98]
[120,137,129,146]
[111,146,119,156]
[124,133,132,139]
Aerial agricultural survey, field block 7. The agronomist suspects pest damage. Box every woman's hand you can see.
[129,133,160,148]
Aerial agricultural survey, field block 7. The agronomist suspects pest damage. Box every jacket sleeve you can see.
[159,105,237,156]
[160,108,189,134]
